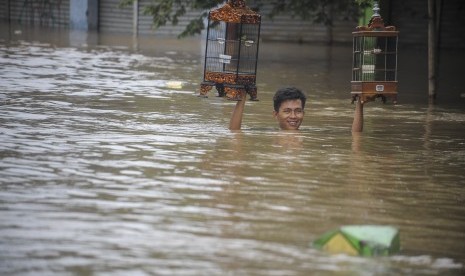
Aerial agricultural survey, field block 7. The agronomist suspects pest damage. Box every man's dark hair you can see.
[273,87,307,112]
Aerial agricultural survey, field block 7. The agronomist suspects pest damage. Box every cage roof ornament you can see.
[355,2,396,33]
[209,0,261,24]
[372,2,380,17]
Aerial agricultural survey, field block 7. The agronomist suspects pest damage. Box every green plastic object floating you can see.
[313,225,400,257]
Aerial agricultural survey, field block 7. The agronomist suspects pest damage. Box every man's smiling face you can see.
[273,99,304,130]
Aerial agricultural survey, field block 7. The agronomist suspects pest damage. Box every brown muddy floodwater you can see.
[1,25,464,275]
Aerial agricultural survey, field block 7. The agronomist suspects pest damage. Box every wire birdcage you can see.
[351,2,399,104]
[199,0,261,101]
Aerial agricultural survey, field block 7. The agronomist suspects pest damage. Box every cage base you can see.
[351,92,397,104]
[200,81,258,101]
[351,81,397,104]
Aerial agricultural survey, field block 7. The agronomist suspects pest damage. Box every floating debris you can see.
[313,225,400,257]
[165,81,183,89]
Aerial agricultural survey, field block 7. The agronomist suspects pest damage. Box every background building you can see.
[1,0,464,48]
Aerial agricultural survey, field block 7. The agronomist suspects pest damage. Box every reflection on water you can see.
[1,25,464,275]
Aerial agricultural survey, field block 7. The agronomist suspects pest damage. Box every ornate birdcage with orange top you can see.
[351,2,399,104]
[199,0,261,101]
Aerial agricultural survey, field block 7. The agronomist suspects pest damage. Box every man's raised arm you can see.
[229,93,246,130]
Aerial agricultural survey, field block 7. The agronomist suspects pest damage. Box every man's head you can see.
[273,87,307,130]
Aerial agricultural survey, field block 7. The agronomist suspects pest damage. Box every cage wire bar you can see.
[353,36,398,82]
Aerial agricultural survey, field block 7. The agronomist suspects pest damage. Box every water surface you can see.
[1,25,464,275]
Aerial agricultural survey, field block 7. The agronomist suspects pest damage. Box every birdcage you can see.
[199,0,261,101]
[351,2,399,104]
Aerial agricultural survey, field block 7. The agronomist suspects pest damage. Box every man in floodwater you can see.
[229,86,306,130]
